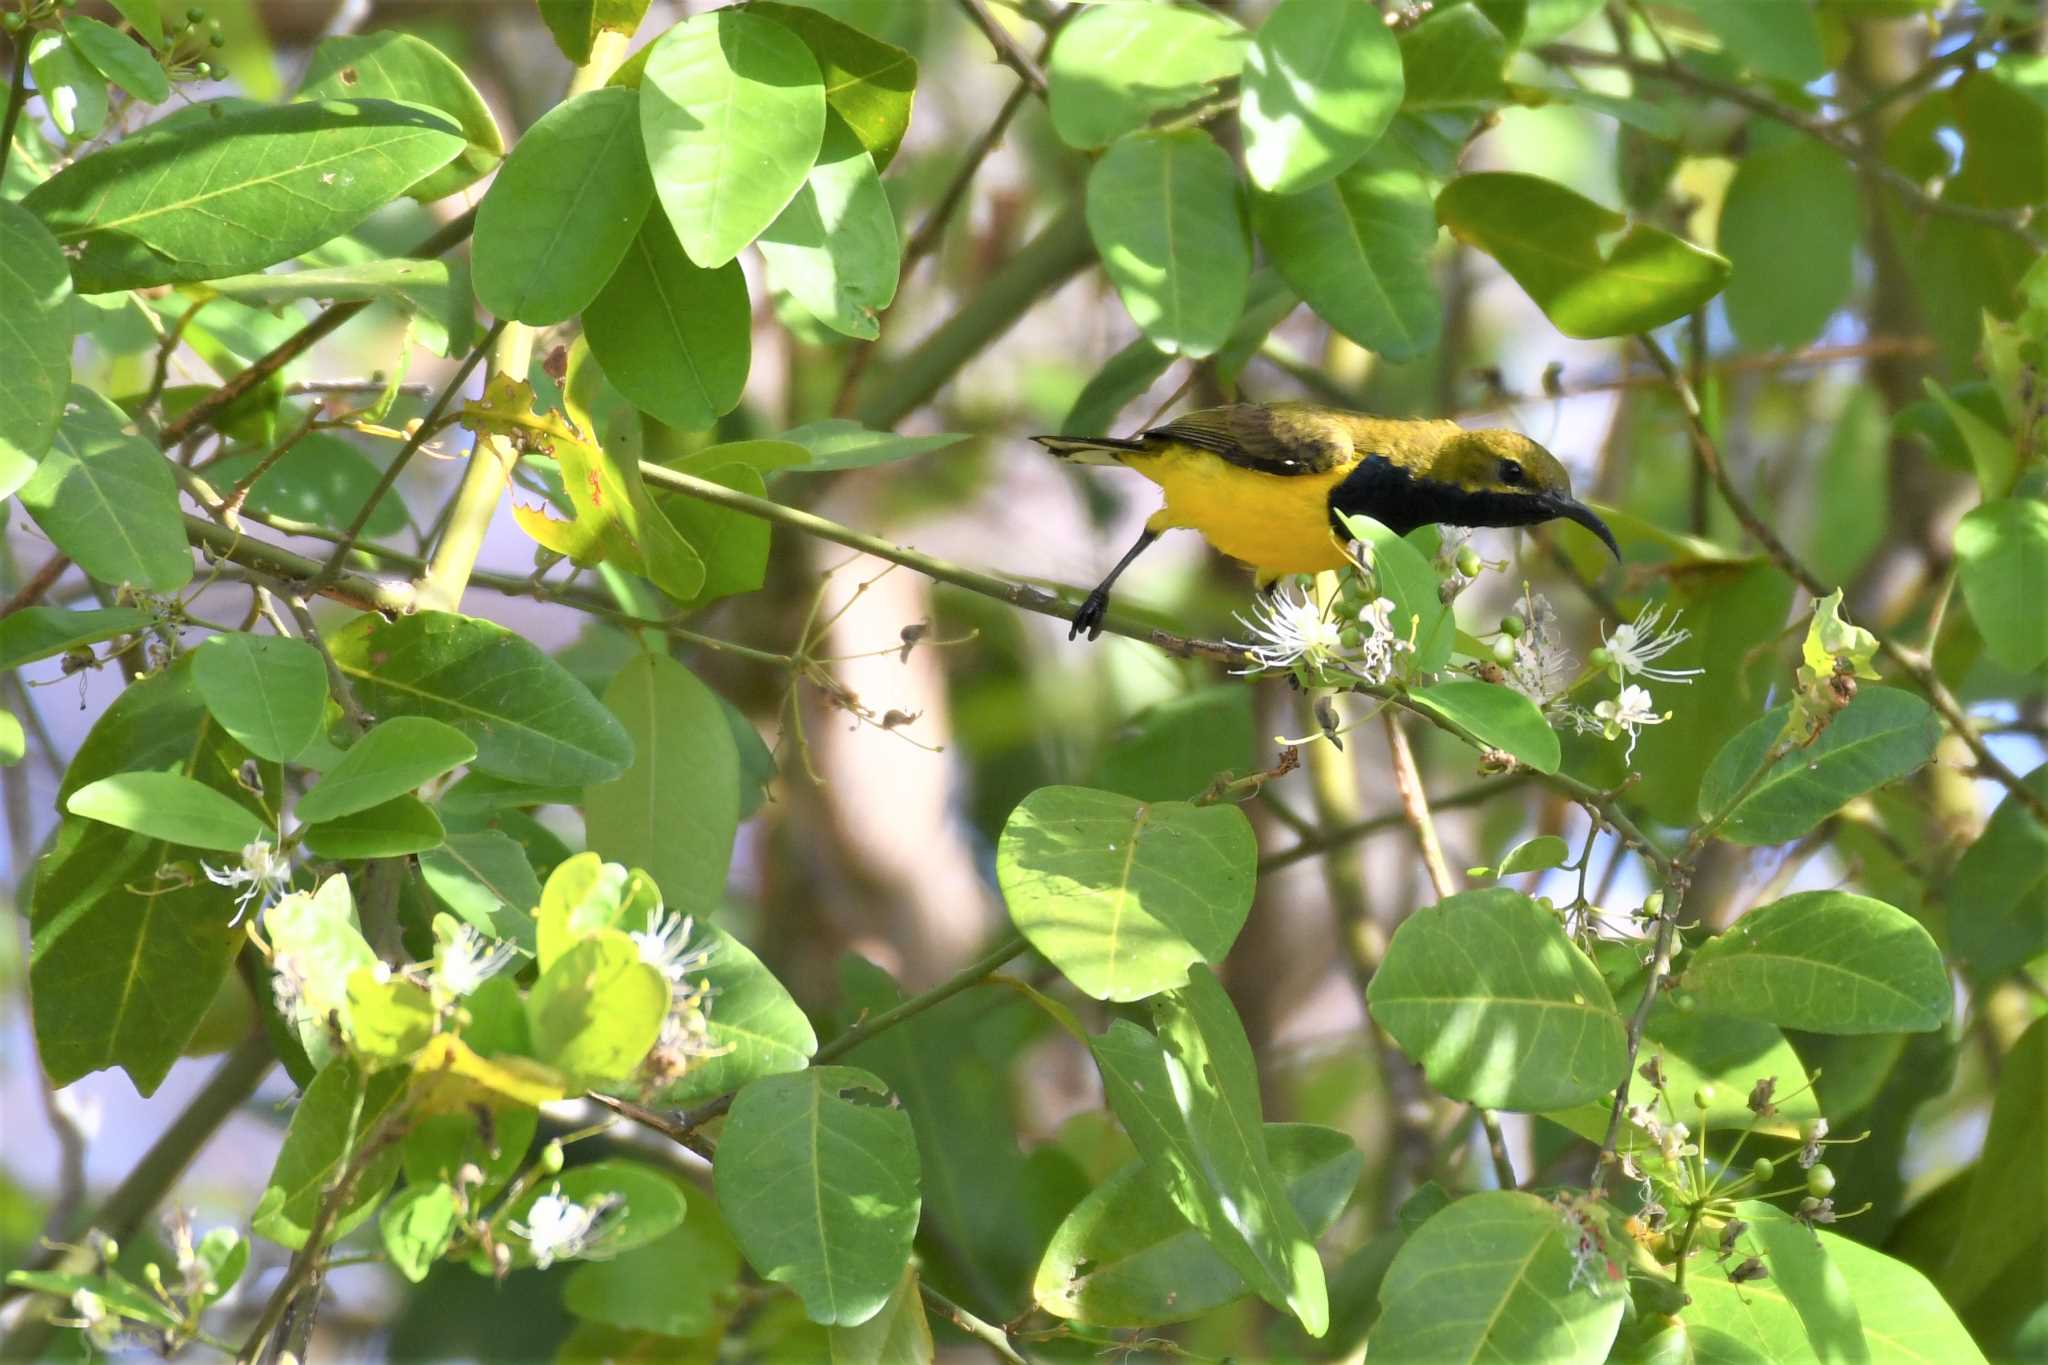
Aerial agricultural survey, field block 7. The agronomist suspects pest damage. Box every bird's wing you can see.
[1143,403,1350,476]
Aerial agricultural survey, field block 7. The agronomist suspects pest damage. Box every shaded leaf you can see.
[583,210,750,432]
[1954,496,2048,675]
[648,918,816,1109]
[19,392,191,591]
[1241,0,1403,194]
[0,202,73,495]
[1086,130,1250,358]
[192,632,327,763]
[63,15,169,104]
[1721,134,1859,351]
[301,794,446,858]
[1046,3,1246,150]
[759,117,899,340]
[295,716,475,824]
[1409,680,1561,775]
[1697,687,1940,845]
[1682,891,1950,1035]
[753,1,916,170]
[253,1059,406,1249]
[0,605,152,671]
[564,1184,742,1338]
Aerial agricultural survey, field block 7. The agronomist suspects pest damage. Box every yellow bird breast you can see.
[1138,445,1354,576]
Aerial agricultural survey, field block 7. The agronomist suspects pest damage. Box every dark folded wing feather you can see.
[1142,403,1348,476]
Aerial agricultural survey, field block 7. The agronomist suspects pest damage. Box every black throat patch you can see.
[1326,454,1554,539]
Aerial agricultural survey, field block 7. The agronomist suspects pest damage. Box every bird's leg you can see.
[1071,527,1160,641]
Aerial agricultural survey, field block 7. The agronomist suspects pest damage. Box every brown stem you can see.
[1383,711,1455,899]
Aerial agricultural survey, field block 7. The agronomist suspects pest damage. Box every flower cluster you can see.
[632,910,732,1089]
[1506,598,1692,762]
[1230,582,1413,687]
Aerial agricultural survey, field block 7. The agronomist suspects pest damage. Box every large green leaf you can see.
[1089,968,1328,1336]
[253,1059,407,1249]
[584,652,739,922]
[1721,134,1859,351]
[1397,3,1508,109]
[19,393,192,592]
[330,611,632,787]
[191,632,328,764]
[583,207,750,432]
[1697,687,1940,845]
[297,31,502,201]
[26,30,106,140]
[536,0,651,65]
[1822,1234,1987,1365]
[24,100,463,292]
[652,457,774,608]
[1085,130,1251,359]
[472,87,650,325]
[1368,1191,1626,1361]
[827,1265,931,1365]
[0,606,152,671]
[1367,888,1626,1110]
[526,930,669,1086]
[1682,1242,1818,1361]
[1939,1017,2045,1313]
[1954,496,2048,674]
[996,785,1255,1002]
[1241,0,1402,194]
[1437,172,1730,338]
[1670,0,1824,83]
[751,2,915,170]
[295,715,476,824]
[1340,513,1455,670]
[648,918,816,1109]
[714,1067,921,1326]
[300,795,446,858]
[1681,891,1950,1035]
[67,771,270,853]
[1947,764,2048,982]
[1252,150,1439,361]
[0,202,73,495]
[1408,680,1561,775]
[63,15,168,103]
[29,663,265,1093]
[1730,1202,1871,1364]
[419,829,544,951]
[641,8,826,269]
[773,423,964,473]
[1045,3,1246,149]
[758,117,899,340]
[1036,1122,1360,1328]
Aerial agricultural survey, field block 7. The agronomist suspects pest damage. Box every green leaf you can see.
[199,258,473,358]
[0,712,22,767]
[1092,685,1253,804]
[1697,687,1940,845]
[1939,1016,2045,1311]
[200,431,410,538]
[1822,1234,1988,1365]
[330,611,633,787]
[19,396,192,592]
[295,716,476,824]
[714,1067,922,1326]
[1046,3,1246,150]
[24,100,463,293]
[641,8,826,269]
[27,31,106,140]
[653,458,772,608]
[1721,135,1859,351]
[1497,834,1570,876]
[536,0,650,64]
[827,1264,931,1364]
[1409,680,1562,775]
[535,852,662,972]
[1369,1191,1626,1361]
[1397,3,1508,109]
[380,1182,459,1284]
[106,0,163,45]
[253,1059,406,1249]
[403,1103,537,1205]
[776,421,966,472]
[0,606,152,671]
[1089,967,1328,1336]
[1670,0,1825,83]
[526,930,669,1087]
[62,16,169,103]
[1806,389,1889,585]
[1367,887,1626,1109]
[647,918,816,1108]
[419,830,544,952]
[1947,764,2048,983]
[66,771,270,852]
[1923,378,2018,498]
[564,1184,741,1338]
[1339,513,1454,670]
[472,86,650,325]
[1036,1122,1360,1328]
[191,633,327,764]
[1681,891,1950,1035]
[504,1158,688,1268]
[1436,172,1730,338]
[1086,130,1251,359]
[29,662,263,1093]
[0,202,72,495]
[1241,0,1402,193]
[583,209,750,432]
[1954,497,2048,674]
[1252,150,1441,362]
[297,31,502,201]
[302,794,446,858]
[759,117,899,340]
[585,653,739,922]
[1729,1202,1871,1365]
[752,2,916,170]
[996,785,1255,1002]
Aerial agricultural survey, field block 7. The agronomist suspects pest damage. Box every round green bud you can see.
[100,1239,119,1263]
[1,12,22,30]
[1693,1084,1717,1110]
[1339,626,1363,649]
[1589,645,1614,669]
[540,1139,564,1175]
[187,5,205,20]
[209,30,224,45]
[1751,1157,1775,1184]
[1492,637,1519,667]
[1455,545,1483,579]
[1642,891,1665,919]
[194,60,212,77]
[1499,613,1526,638]
[1806,1164,1835,1197]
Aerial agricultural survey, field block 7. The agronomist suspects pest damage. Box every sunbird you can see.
[1035,402,1621,640]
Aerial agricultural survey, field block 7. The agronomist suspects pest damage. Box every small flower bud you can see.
[1455,545,1483,579]
[1,13,23,32]
[99,1239,119,1264]
[1751,1157,1775,1184]
[1491,637,1519,667]
[1693,1084,1717,1110]
[1806,1163,1835,1197]
[540,1139,564,1174]
[1499,613,1525,638]
[209,30,224,46]
[1642,891,1665,919]
[187,6,205,20]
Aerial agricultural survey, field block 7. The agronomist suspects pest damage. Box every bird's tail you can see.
[1031,433,1151,466]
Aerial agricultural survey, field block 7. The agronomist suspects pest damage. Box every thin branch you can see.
[1383,711,1455,899]
[1479,1109,1519,1190]
[183,515,416,615]
[959,0,1046,94]
[0,32,28,187]
[2,553,73,617]
[922,1281,1030,1364]
[1257,780,1510,872]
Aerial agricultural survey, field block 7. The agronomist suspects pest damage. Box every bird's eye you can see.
[1498,460,1525,485]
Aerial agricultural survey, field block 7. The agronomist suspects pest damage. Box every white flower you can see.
[511,1185,613,1268]
[1355,596,1415,684]
[204,840,293,924]
[1231,585,1347,675]
[1657,1119,1695,1165]
[1594,685,1666,760]
[1601,605,1704,684]
[1505,595,1575,704]
[432,925,519,999]
[631,911,711,985]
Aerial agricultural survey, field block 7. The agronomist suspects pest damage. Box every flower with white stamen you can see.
[204,840,293,924]
[432,925,520,999]
[1600,605,1704,684]
[1231,585,1346,675]
[511,1185,616,1268]
[631,911,711,985]
[1594,685,1667,760]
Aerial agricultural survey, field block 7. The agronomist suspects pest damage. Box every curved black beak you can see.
[1552,498,1621,561]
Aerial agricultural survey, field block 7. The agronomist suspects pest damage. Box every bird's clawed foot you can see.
[1069,588,1112,642]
